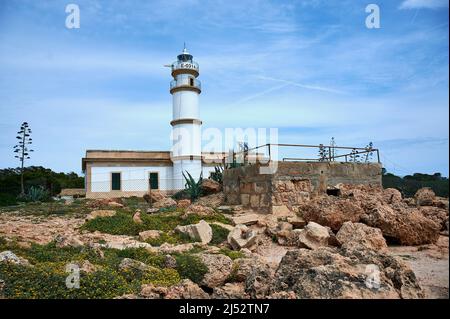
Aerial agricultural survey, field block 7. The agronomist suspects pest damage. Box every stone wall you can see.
[223,161,382,214]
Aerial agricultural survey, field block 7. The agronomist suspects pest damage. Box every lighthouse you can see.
[169,45,203,189]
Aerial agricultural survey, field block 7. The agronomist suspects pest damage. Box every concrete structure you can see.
[82,47,223,198]
[223,162,382,213]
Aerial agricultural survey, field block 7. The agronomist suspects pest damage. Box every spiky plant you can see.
[182,171,203,201]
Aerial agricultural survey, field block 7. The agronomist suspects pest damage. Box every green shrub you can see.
[81,212,142,236]
[0,193,17,207]
[210,224,230,245]
[141,268,181,286]
[218,247,244,260]
[174,253,208,284]
[115,248,165,268]
[0,262,132,299]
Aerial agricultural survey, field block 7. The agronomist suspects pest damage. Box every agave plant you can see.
[182,171,203,201]
[210,165,224,184]
[25,185,49,202]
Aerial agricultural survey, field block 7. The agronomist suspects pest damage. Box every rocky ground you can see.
[0,182,448,299]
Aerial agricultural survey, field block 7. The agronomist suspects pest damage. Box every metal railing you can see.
[220,143,381,165]
[170,79,201,91]
[171,60,199,73]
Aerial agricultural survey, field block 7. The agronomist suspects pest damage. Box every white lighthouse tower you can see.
[170,45,202,189]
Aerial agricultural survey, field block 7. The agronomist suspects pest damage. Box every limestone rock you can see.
[419,206,449,231]
[273,247,423,299]
[415,187,436,206]
[54,234,84,248]
[183,204,215,218]
[195,192,224,208]
[382,188,402,204]
[231,213,260,226]
[153,197,177,209]
[361,204,440,245]
[201,179,222,195]
[164,255,177,268]
[174,220,212,244]
[227,224,259,250]
[165,279,210,299]
[212,283,249,299]
[139,230,162,241]
[291,222,330,250]
[143,190,166,204]
[86,209,116,221]
[108,201,124,208]
[244,262,274,298]
[197,253,233,288]
[287,215,306,228]
[300,196,364,232]
[0,250,30,266]
[336,222,387,251]
[119,258,157,274]
[232,257,266,282]
[177,199,191,209]
[133,211,143,224]
[146,208,159,214]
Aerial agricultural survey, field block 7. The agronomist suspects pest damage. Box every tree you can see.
[14,122,33,195]
[364,142,374,163]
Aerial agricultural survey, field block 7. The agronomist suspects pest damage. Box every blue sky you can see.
[0,0,448,176]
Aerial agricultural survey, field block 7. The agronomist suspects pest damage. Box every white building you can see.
[82,47,224,198]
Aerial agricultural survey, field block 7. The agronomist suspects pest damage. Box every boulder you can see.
[139,230,162,241]
[419,206,449,231]
[143,190,167,204]
[244,262,274,298]
[231,213,260,226]
[133,211,143,224]
[212,283,249,299]
[146,208,159,214]
[292,222,330,249]
[164,279,210,299]
[177,199,191,209]
[86,209,116,221]
[54,234,84,248]
[431,197,449,210]
[415,187,435,206]
[232,257,266,282]
[119,258,157,274]
[272,247,423,299]
[382,188,402,204]
[153,197,177,209]
[287,215,307,228]
[227,224,259,250]
[174,220,212,244]
[108,201,124,208]
[195,192,224,208]
[0,250,30,266]
[361,204,440,245]
[300,196,364,231]
[336,222,387,251]
[164,255,177,269]
[183,204,215,218]
[197,253,233,288]
[201,179,222,195]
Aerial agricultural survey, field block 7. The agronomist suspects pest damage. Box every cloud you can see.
[399,0,449,9]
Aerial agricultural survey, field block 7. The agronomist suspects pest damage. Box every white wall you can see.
[172,90,199,120]
[90,166,173,192]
